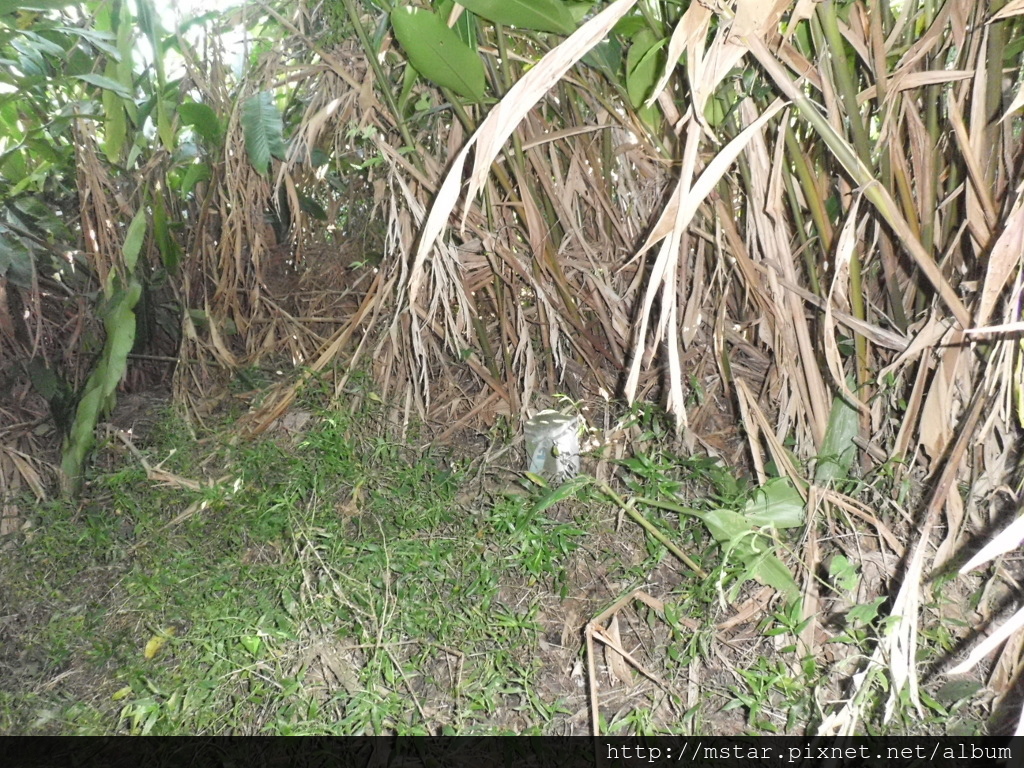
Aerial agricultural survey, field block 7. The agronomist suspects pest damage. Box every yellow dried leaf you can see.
[143,626,177,660]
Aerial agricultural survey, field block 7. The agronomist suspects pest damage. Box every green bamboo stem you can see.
[594,479,708,578]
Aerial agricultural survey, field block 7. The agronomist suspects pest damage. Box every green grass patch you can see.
[0,394,991,735]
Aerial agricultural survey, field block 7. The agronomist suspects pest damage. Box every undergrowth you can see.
[0,388,993,735]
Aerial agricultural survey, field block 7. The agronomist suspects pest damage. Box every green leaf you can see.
[153,197,180,272]
[701,507,752,543]
[390,7,485,101]
[60,279,142,495]
[747,551,801,602]
[241,92,288,176]
[122,209,146,274]
[530,474,590,514]
[612,15,648,38]
[436,0,478,45]
[814,393,860,486]
[61,383,102,493]
[847,596,886,628]
[582,38,621,76]
[180,162,211,196]
[0,233,34,288]
[0,0,76,12]
[59,26,120,59]
[73,73,133,99]
[298,195,327,221]
[178,101,223,147]
[156,97,175,151]
[457,0,575,35]
[26,358,61,401]
[702,507,800,601]
[101,86,127,162]
[743,478,805,529]
[828,554,859,593]
[625,32,665,109]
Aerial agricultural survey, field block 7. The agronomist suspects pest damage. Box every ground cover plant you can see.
[2,0,1023,736]
[0,385,1002,734]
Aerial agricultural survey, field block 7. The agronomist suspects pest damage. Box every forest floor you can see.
[0,376,996,735]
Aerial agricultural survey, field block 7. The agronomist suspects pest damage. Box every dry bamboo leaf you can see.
[6,449,46,500]
[989,628,1024,708]
[877,313,949,382]
[959,513,1024,575]
[947,93,997,242]
[1000,81,1024,123]
[882,538,924,722]
[918,330,965,463]
[932,483,965,571]
[988,0,1024,22]
[822,191,869,415]
[786,0,820,38]
[604,615,633,686]
[647,2,711,110]
[947,604,1024,676]
[975,188,1024,329]
[798,492,820,664]
[823,489,904,558]
[744,33,971,328]
[683,1,787,131]
[623,100,786,406]
[409,0,638,304]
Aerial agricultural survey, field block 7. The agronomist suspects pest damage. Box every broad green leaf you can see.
[457,0,575,35]
[1,149,28,186]
[747,550,801,602]
[625,32,665,109]
[0,233,34,288]
[299,195,327,221]
[582,38,621,75]
[59,26,120,59]
[74,73,133,99]
[743,478,805,529]
[62,383,103,493]
[612,15,647,38]
[847,596,887,628]
[102,86,127,162]
[566,2,591,23]
[814,393,860,486]
[701,507,752,543]
[704,507,800,601]
[241,92,288,176]
[180,161,211,196]
[436,0,477,45]
[101,280,142,398]
[11,39,46,77]
[122,209,146,274]
[153,197,180,272]
[0,0,76,12]
[179,101,223,147]
[390,7,485,101]
[63,278,143,493]
[15,30,65,58]
[156,98,174,151]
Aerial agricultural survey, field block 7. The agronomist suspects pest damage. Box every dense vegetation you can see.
[1,0,1022,736]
